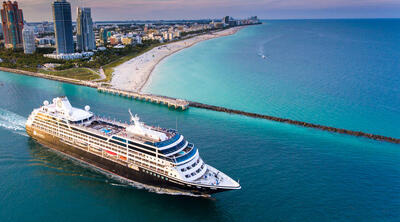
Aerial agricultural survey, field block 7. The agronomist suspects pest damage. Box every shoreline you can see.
[0,67,99,88]
[111,26,244,92]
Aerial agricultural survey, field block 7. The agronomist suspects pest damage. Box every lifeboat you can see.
[105,150,117,156]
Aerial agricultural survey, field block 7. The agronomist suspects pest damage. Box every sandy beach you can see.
[111,26,243,92]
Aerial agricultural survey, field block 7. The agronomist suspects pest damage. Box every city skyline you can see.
[15,0,400,22]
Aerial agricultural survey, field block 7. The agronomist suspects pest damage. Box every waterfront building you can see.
[222,16,230,25]
[136,35,142,44]
[121,37,134,45]
[213,22,224,29]
[44,51,94,60]
[76,7,95,51]
[22,26,36,54]
[52,0,74,54]
[37,37,56,46]
[1,0,24,49]
[109,36,120,45]
[174,31,181,38]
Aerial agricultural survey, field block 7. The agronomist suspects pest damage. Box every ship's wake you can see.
[257,34,281,60]
[0,108,27,137]
[0,108,208,197]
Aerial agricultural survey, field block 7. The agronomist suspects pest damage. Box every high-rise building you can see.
[22,25,35,54]
[99,28,108,45]
[52,0,74,54]
[76,7,95,51]
[1,1,24,49]
[222,16,230,24]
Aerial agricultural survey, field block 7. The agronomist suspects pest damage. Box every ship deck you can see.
[83,117,176,144]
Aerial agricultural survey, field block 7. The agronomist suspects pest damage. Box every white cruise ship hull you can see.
[26,125,239,195]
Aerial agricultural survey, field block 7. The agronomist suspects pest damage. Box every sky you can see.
[16,0,400,22]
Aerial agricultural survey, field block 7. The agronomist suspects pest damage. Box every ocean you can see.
[146,19,400,138]
[0,19,399,221]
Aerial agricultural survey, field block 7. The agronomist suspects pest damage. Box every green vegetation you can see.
[0,40,160,82]
[39,68,100,81]
[180,27,225,37]
[0,47,65,72]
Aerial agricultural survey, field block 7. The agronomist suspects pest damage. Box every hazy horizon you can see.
[12,0,400,22]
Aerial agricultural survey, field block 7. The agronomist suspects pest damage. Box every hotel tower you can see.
[52,0,74,54]
[1,0,24,49]
[76,7,95,51]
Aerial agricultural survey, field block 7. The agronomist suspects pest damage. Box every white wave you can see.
[0,108,27,136]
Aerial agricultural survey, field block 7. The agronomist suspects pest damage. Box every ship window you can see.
[113,136,127,143]
[110,139,126,147]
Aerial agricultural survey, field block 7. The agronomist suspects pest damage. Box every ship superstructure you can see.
[26,97,240,194]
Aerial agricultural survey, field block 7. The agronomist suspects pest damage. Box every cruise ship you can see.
[26,97,241,195]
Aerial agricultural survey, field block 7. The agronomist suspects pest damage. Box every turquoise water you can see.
[146,19,400,138]
[0,19,399,221]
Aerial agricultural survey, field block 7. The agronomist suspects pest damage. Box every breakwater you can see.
[189,102,400,144]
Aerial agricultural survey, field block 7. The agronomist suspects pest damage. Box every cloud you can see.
[14,0,400,21]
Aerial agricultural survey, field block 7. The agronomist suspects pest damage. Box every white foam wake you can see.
[0,109,208,197]
[0,108,27,136]
[257,35,282,59]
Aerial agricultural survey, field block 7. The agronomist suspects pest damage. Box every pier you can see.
[97,87,189,110]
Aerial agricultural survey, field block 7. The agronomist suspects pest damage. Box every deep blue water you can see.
[0,19,399,221]
[146,19,400,138]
